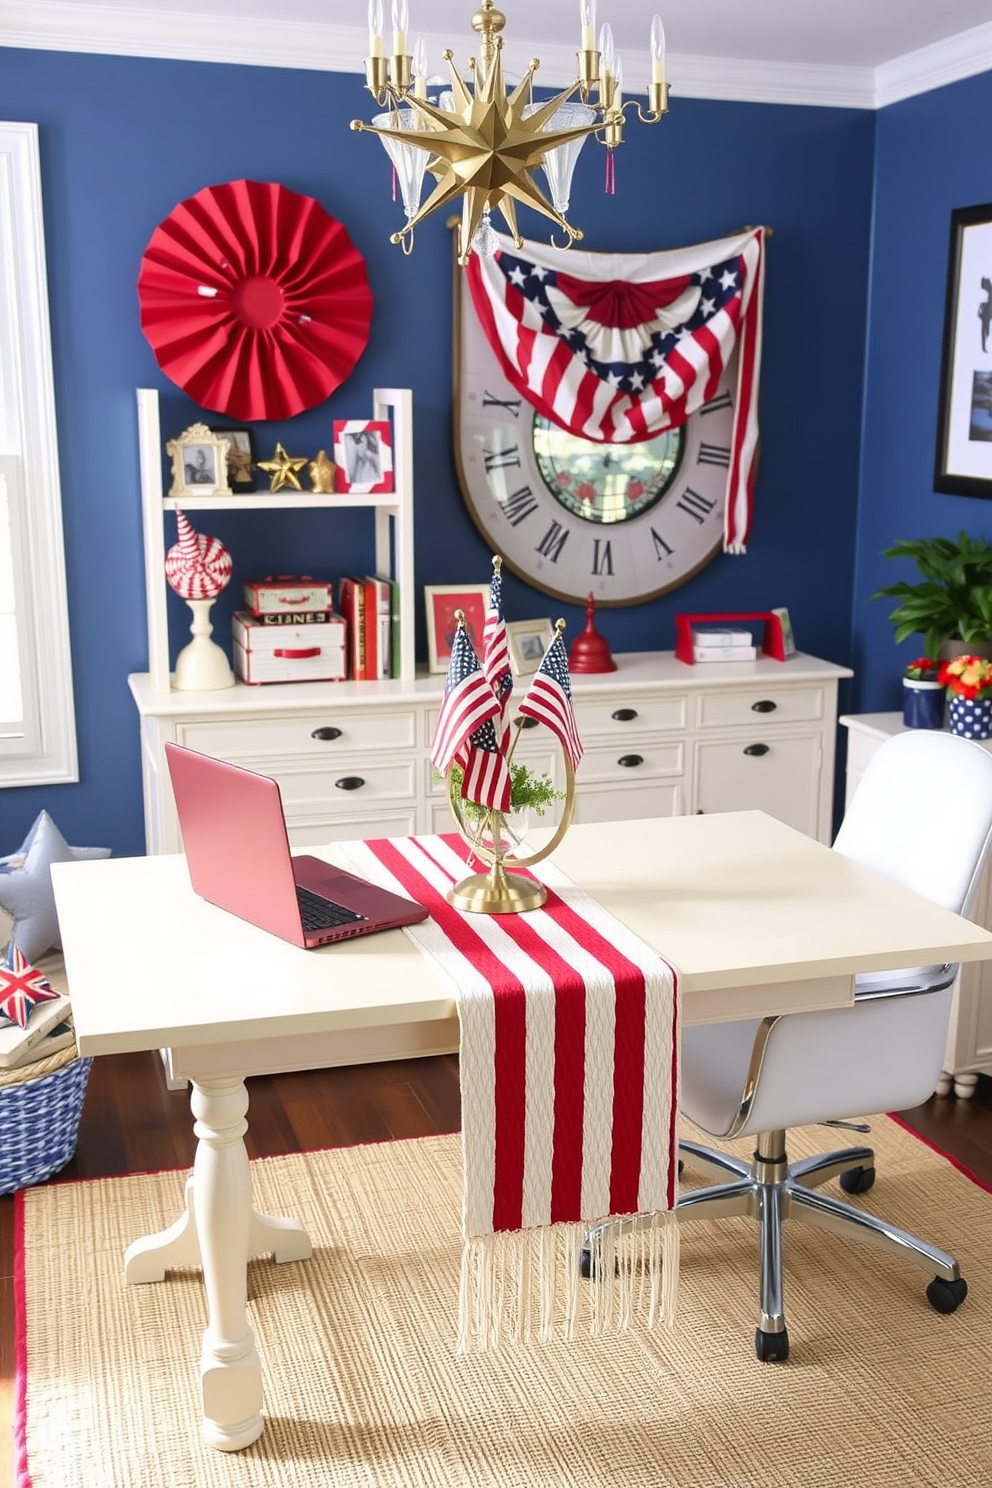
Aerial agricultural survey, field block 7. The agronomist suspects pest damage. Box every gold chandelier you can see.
[351,0,668,263]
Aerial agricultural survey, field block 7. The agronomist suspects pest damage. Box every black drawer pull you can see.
[743,743,770,757]
[335,775,366,790]
[612,708,639,722]
[311,726,343,741]
[617,754,644,768]
[751,700,777,713]
[513,715,540,730]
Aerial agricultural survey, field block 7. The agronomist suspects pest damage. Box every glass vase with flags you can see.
[430,560,579,914]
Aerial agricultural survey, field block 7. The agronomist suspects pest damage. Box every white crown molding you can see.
[0,0,986,110]
[874,19,992,107]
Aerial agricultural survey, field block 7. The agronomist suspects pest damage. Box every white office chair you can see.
[674,729,992,1361]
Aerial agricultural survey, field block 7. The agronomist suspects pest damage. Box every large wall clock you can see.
[453,273,737,607]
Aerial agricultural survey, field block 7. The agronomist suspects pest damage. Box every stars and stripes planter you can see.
[948,694,992,740]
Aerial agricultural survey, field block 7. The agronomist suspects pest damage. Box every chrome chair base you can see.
[584,1129,966,1362]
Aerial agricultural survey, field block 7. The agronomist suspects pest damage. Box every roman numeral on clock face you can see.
[591,537,614,576]
[499,485,539,526]
[536,522,569,562]
[676,487,718,523]
[484,444,521,473]
[697,442,731,468]
[482,390,523,417]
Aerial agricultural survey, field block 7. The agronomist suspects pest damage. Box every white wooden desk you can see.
[51,812,992,1452]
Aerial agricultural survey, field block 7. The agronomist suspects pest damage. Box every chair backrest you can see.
[833,730,992,916]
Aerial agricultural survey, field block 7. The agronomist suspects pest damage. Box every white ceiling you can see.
[6,0,992,107]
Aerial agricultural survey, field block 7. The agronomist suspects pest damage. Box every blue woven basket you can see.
[0,1050,93,1195]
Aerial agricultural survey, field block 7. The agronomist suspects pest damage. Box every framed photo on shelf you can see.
[506,617,553,674]
[333,418,394,495]
[424,584,489,673]
[165,423,232,498]
[935,202,992,497]
[211,427,257,493]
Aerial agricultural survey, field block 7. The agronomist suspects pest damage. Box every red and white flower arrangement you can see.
[938,654,992,701]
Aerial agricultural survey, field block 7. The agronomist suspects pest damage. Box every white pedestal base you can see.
[173,597,235,692]
[122,1076,312,1452]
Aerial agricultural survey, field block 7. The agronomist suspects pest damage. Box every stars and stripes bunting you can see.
[465,225,765,553]
[431,622,501,775]
[340,830,680,1350]
[0,947,60,1030]
[517,628,583,769]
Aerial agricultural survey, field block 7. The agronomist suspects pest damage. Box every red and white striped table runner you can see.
[342,833,680,1349]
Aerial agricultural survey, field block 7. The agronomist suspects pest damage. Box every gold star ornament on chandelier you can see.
[351,0,669,263]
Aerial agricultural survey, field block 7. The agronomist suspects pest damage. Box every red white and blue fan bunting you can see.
[466,226,765,553]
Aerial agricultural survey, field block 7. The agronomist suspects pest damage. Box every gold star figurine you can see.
[308,450,337,494]
[259,442,308,493]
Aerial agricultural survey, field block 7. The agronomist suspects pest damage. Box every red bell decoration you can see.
[569,593,616,673]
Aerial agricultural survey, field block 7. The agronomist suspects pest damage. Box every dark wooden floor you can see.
[2,1052,990,1486]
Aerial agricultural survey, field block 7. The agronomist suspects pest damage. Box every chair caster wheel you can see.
[926,1276,968,1314]
[839,1164,876,1195]
[754,1326,789,1362]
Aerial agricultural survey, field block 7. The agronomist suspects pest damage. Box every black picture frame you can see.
[211,426,257,493]
[934,203,992,498]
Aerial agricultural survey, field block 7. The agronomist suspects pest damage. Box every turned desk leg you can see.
[122,1074,311,1452]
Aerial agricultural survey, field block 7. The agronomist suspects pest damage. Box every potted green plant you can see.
[871,530,992,659]
[939,654,992,740]
[901,657,945,730]
[443,761,565,851]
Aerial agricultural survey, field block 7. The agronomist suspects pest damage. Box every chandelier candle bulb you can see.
[391,0,408,57]
[368,0,383,56]
[412,35,427,98]
[580,0,596,51]
[650,15,665,82]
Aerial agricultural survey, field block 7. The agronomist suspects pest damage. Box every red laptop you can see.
[164,743,428,948]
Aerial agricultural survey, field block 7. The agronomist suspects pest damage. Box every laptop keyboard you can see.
[296,885,366,931]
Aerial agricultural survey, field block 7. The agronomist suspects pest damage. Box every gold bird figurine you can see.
[308,449,337,493]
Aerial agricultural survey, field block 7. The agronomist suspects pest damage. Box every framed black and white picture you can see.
[935,202,992,497]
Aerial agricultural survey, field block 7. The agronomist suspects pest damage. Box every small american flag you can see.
[518,628,583,769]
[431,622,501,775]
[459,716,512,812]
[0,947,60,1030]
[483,564,513,748]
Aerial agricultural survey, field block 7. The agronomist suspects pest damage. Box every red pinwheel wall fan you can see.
[137,180,373,421]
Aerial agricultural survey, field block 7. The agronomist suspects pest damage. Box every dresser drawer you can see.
[692,733,822,836]
[269,758,417,815]
[176,708,418,759]
[571,693,688,738]
[694,685,825,730]
[578,739,684,785]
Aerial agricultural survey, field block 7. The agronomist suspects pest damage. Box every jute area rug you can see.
[15,1118,992,1488]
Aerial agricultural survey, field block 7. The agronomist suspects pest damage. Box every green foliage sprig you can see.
[443,762,564,821]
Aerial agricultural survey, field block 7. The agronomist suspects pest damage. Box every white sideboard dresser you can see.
[840,712,992,1097]
[131,650,851,853]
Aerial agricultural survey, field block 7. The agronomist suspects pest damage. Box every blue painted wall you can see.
[854,70,992,713]
[0,46,876,857]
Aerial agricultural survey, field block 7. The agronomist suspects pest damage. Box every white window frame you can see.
[0,121,77,786]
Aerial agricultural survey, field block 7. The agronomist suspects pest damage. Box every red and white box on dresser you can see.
[233,576,347,684]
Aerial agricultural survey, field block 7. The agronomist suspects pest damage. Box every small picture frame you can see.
[507,618,554,674]
[166,423,232,498]
[425,584,490,673]
[934,202,992,497]
[211,427,256,493]
[333,418,394,495]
